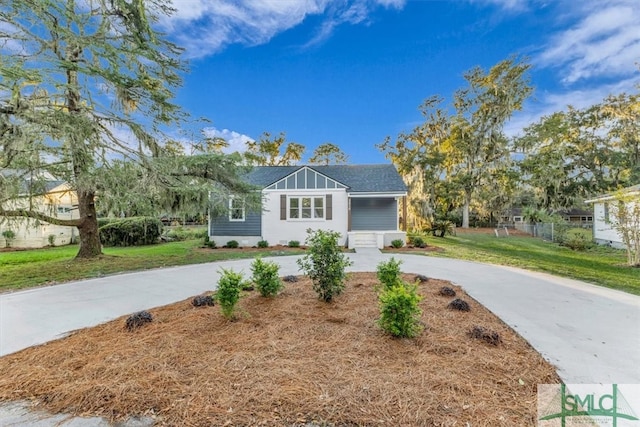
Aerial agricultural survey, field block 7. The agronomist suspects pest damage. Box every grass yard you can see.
[0,240,304,292]
[0,273,560,426]
[389,230,640,295]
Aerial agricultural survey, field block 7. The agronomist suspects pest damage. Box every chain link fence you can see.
[514,222,593,243]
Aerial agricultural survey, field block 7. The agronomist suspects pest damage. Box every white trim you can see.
[265,166,348,191]
[287,195,325,221]
[228,197,245,222]
[348,192,407,198]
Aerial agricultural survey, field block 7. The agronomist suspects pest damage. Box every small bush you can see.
[216,269,244,319]
[99,217,162,247]
[225,240,239,249]
[47,234,56,246]
[390,239,404,249]
[297,229,353,302]
[468,325,501,346]
[409,235,426,248]
[561,228,593,251]
[125,311,153,331]
[288,240,300,248]
[257,240,269,248]
[192,295,215,307]
[377,282,423,338]
[205,239,217,249]
[448,298,470,311]
[2,229,16,248]
[376,258,403,291]
[251,258,283,297]
[439,286,456,297]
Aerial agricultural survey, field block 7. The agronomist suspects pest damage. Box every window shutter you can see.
[280,195,287,220]
[326,194,332,220]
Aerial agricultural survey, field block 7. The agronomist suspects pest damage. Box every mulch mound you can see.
[0,273,559,426]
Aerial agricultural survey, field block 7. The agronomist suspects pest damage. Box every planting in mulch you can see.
[0,273,559,426]
[191,295,215,307]
[448,298,471,311]
[124,311,153,331]
[283,275,298,283]
[439,286,457,297]
[469,325,502,346]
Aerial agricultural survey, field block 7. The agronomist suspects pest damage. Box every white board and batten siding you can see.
[262,167,349,246]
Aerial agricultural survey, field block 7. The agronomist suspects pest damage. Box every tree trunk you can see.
[75,190,102,259]
[462,191,471,228]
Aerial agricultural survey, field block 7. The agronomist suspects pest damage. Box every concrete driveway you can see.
[1,252,639,425]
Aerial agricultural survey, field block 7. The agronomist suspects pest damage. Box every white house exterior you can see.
[209,165,407,249]
[585,184,640,249]
[0,180,80,248]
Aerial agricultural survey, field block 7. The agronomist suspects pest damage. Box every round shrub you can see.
[409,235,427,248]
[390,239,404,248]
[257,240,269,248]
[377,283,423,338]
[447,298,470,311]
[561,228,593,251]
[125,311,153,331]
[217,268,244,319]
[225,240,239,249]
[251,258,283,297]
[288,240,300,248]
[99,217,162,247]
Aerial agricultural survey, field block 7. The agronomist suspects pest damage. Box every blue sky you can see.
[161,0,640,164]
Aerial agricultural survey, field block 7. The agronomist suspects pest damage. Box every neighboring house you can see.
[500,207,592,225]
[585,184,640,249]
[0,173,79,248]
[209,164,407,249]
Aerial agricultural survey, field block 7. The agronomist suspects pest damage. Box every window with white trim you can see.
[229,197,245,221]
[289,196,324,219]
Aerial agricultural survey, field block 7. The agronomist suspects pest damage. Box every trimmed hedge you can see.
[99,217,163,247]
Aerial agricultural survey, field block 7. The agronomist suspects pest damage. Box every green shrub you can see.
[297,229,353,302]
[377,282,423,338]
[251,258,283,297]
[390,239,404,248]
[409,235,426,248]
[216,268,244,319]
[288,240,300,248]
[205,239,217,249]
[99,217,162,247]
[2,229,16,248]
[562,228,594,251]
[164,227,206,241]
[257,240,269,248]
[225,240,239,248]
[376,258,403,291]
[47,234,56,246]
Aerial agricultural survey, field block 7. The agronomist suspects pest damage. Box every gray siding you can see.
[211,212,261,236]
[351,198,397,231]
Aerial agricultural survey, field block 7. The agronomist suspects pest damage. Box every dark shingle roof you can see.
[245,164,407,193]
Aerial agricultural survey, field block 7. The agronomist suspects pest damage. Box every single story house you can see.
[209,164,407,249]
[585,184,640,249]
[0,171,79,248]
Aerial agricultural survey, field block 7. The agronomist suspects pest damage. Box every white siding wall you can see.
[592,200,639,249]
[262,189,349,246]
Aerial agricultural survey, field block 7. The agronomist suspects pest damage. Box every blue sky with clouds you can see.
[161,0,640,163]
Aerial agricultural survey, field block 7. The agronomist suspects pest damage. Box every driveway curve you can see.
[1,252,639,385]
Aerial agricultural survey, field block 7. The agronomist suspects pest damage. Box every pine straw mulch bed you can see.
[0,273,560,426]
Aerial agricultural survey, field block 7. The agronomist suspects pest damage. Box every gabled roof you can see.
[245,164,407,193]
[585,184,640,204]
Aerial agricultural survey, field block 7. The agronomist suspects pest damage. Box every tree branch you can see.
[0,209,81,227]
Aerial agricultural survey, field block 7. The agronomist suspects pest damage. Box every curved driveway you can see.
[1,251,639,384]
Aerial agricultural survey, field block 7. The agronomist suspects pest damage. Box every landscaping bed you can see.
[0,272,560,426]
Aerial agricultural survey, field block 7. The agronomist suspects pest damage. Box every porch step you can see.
[349,232,378,248]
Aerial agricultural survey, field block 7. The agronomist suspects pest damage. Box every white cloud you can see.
[201,127,254,154]
[536,0,640,84]
[163,0,406,58]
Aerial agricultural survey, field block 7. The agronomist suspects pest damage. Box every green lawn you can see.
[0,240,304,292]
[390,233,640,295]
